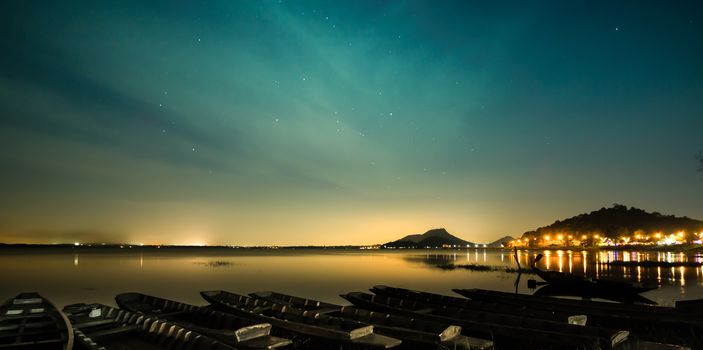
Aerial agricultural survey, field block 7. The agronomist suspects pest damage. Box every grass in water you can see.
[194,260,235,267]
[435,263,535,274]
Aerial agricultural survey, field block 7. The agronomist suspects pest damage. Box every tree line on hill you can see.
[520,204,703,245]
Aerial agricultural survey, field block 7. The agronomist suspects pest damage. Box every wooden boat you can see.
[675,298,703,313]
[531,254,656,297]
[201,290,401,349]
[453,288,702,348]
[342,291,629,350]
[370,285,579,323]
[453,288,700,320]
[115,292,292,349]
[532,284,657,305]
[64,303,237,350]
[0,292,73,350]
[249,291,492,349]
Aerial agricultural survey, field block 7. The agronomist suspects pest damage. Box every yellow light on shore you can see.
[581,235,587,239]
[594,235,600,239]
[557,235,563,240]
[544,235,550,240]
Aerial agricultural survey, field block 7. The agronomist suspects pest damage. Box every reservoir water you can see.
[1,248,701,308]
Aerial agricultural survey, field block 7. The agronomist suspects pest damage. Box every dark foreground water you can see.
[1,248,701,308]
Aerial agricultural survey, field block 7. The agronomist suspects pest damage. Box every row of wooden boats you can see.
[2,285,700,350]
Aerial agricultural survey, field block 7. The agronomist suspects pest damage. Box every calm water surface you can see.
[1,248,701,308]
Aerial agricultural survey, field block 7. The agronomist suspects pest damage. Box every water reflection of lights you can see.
[595,257,600,279]
[494,250,702,287]
[544,251,551,270]
[657,266,661,284]
[680,266,685,287]
[73,254,79,267]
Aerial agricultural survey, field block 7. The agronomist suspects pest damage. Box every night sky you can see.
[1,1,702,245]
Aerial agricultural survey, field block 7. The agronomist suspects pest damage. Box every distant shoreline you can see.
[0,243,700,253]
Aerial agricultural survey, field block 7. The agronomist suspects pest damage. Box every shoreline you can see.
[0,243,701,253]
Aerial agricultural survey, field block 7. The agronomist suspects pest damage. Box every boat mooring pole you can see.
[514,247,521,294]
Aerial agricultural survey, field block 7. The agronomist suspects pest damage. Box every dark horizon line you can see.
[0,243,502,249]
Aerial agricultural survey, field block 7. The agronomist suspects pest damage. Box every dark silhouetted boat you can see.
[532,284,657,305]
[115,292,291,349]
[531,254,656,298]
[675,298,703,313]
[453,288,702,348]
[201,290,401,349]
[63,303,236,350]
[370,285,578,323]
[0,292,73,350]
[249,290,492,349]
[341,291,629,350]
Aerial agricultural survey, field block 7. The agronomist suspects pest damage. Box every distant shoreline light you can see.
[507,231,702,248]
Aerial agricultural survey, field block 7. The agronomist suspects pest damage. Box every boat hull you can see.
[0,292,73,350]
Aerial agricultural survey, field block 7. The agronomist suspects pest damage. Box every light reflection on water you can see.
[505,249,703,287]
[0,248,701,309]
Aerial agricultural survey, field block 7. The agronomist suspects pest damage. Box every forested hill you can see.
[521,204,703,240]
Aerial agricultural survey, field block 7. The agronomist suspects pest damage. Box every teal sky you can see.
[1,1,702,245]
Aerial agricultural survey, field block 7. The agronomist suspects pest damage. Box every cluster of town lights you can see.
[508,231,703,247]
